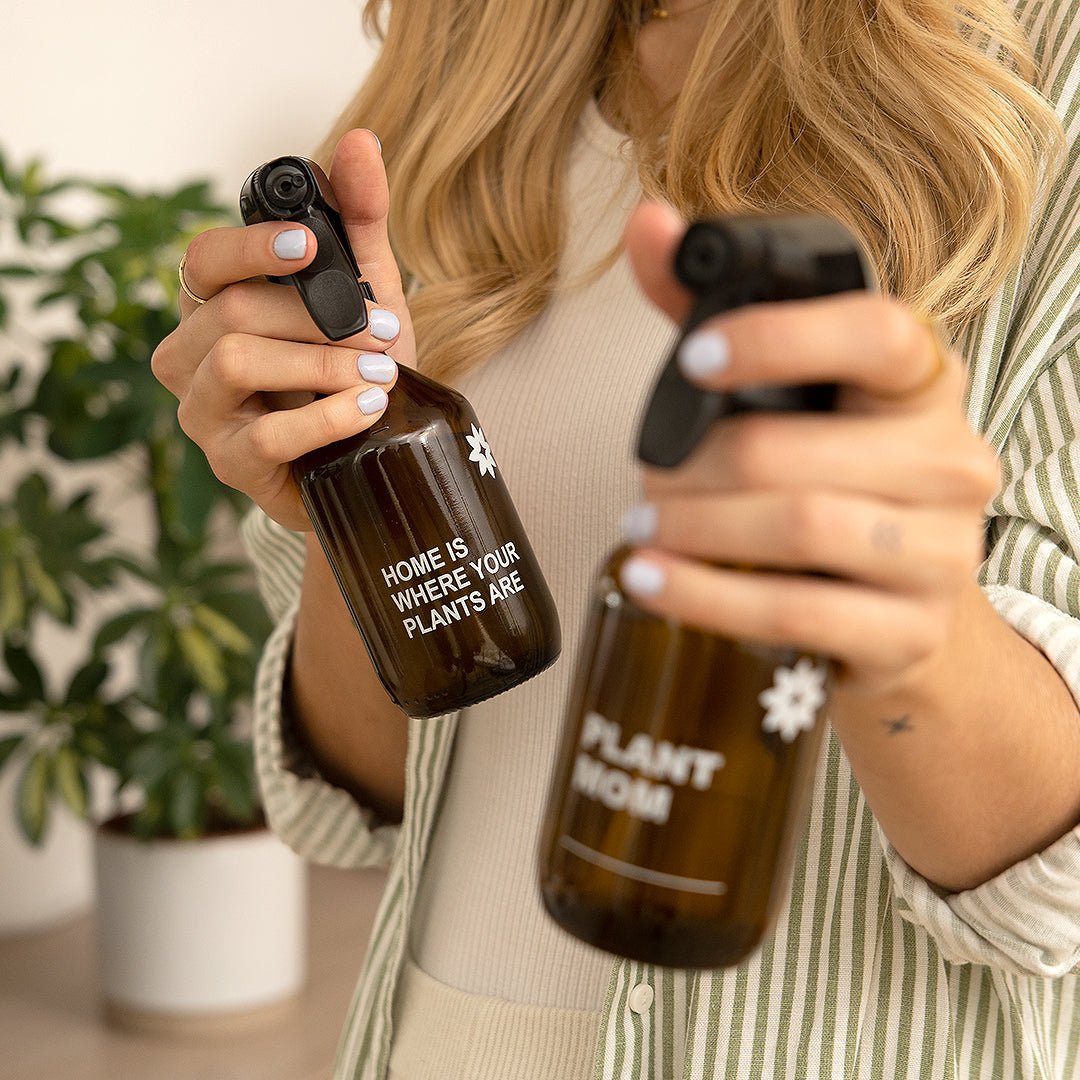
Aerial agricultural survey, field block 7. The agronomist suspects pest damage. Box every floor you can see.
[1,864,387,1080]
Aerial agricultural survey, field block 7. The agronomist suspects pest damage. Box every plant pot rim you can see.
[96,810,269,845]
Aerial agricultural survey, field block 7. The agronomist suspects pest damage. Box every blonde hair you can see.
[319,0,1062,381]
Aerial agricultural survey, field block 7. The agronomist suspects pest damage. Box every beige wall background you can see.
[1,0,378,192]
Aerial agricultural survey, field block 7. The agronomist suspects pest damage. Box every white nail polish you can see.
[368,309,400,341]
[357,387,388,415]
[678,330,730,381]
[621,503,658,544]
[273,229,308,260]
[358,352,396,384]
[621,557,666,597]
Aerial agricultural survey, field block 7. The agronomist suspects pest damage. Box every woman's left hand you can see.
[620,202,1001,700]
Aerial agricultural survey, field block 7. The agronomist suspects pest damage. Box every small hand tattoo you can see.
[882,714,914,735]
[871,520,904,554]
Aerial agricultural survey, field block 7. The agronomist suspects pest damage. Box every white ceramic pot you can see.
[0,768,94,935]
[94,822,306,1022]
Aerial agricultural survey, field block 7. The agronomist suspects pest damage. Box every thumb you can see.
[624,201,694,326]
[327,128,405,308]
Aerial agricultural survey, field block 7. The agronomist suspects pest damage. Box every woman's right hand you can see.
[151,129,412,532]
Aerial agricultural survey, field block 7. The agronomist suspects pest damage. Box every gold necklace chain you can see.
[643,0,716,22]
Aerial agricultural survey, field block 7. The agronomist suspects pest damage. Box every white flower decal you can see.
[759,658,828,743]
[465,423,497,478]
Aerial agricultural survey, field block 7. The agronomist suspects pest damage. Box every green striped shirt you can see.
[243,1,1080,1075]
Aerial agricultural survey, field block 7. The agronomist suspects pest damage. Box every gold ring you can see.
[178,253,209,305]
[877,313,949,401]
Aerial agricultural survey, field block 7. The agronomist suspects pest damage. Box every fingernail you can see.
[621,503,657,544]
[368,309,400,341]
[678,329,730,381]
[368,130,382,155]
[356,387,388,415]
[621,557,666,598]
[273,228,308,260]
[357,352,396,384]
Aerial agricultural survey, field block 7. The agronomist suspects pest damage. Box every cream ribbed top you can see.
[404,98,674,1011]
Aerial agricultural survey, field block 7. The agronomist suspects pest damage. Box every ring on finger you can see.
[178,252,210,306]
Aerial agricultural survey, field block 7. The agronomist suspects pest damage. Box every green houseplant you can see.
[0,152,307,1022]
[0,151,272,844]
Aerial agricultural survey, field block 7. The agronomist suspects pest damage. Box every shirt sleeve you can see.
[241,506,401,870]
[880,347,1080,977]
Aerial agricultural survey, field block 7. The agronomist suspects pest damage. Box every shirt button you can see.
[628,983,654,1014]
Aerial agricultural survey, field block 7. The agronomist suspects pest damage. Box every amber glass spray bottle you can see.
[539,215,872,968]
[241,156,561,718]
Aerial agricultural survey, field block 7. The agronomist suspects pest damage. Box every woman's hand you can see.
[620,202,1001,701]
[151,129,411,532]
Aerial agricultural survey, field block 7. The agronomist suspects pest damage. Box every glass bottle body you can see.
[297,367,561,718]
[539,547,827,968]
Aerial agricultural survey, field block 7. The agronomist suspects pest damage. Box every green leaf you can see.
[177,624,226,697]
[53,745,89,819]
[65,658,109,704]
[131,794,166,840]
[16,750,51,846]
[21,552,69,622]
[0,559,26,635]
[199,590,271,640]
[3,643,46,703]
[173,438,222,542]
[21,158,45,198]
[0,733,24,772]
[168,769,203,838]
[0,690,30,712]
[3,365,22,392]
[14,472,48,522]
[192,603,251,655]
[93,608,152,651]
[126,740,173,789]
[211,738,256,822]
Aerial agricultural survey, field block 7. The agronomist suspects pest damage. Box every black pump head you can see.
[240,156,377,341]
[637,215,873,469]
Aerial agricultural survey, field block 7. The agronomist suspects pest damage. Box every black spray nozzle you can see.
[239,156,375,341]
[636,214,873,469]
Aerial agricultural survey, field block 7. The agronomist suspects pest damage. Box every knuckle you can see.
[948,531,983,578]
[239,223,268,267]
[183,226,223,276]
[215,282,259,328]
[927,523,981,585]
[247,415,284,464]
[175,396,197,439]
[313,398,346,446]
[950,438,1001,502]
[316,344,348,389]
[726,304,790,370]
[971,441,1002,501]
[150,332,178,390]
[183,228,215,271]
[874,297,922,363]
[960,517,990,575]
[207,333,250,390]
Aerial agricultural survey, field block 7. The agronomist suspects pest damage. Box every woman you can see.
[153,0,1080,1076]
